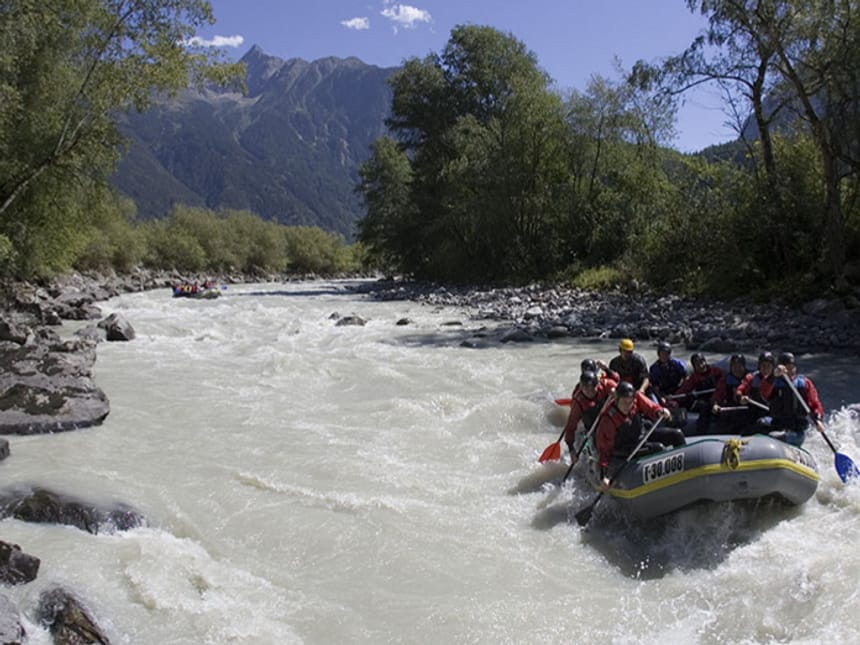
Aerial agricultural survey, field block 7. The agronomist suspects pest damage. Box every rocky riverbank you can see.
[0,269,226,641]
[356,280,860,354]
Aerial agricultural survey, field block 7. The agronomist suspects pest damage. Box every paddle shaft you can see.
[780,372,837,448]
[575,416,666,526]
[667,388,715,400]
[745,398,770,412]
[559,396,615,484]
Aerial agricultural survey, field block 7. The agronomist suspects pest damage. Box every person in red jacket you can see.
[737,351,776,424]
[674,353,725,434]
[569,358,619,398]
[757,352,825,446]
[710,354,751,433]
[562,370,618,461]
[596,382,681,489]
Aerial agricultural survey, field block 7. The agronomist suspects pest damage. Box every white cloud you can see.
[341,16,370,30]
[185,34,245,48]
[380,4,432,30]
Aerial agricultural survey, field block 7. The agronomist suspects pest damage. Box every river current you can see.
[2,279,860,644]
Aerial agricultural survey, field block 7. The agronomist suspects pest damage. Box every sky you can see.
[193,1,736,153]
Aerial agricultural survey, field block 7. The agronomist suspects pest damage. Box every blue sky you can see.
[195,1,735,152]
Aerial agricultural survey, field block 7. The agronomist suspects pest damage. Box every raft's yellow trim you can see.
[606,458,820,500]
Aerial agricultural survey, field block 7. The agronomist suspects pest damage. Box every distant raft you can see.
[580,432,819,521]
[172,285,221,299]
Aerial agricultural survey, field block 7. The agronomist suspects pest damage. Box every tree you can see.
[356,137,416,273]
[563,72,675,268]
[369,24,569,282]
[0,0,241,276]
[651,0,860,289]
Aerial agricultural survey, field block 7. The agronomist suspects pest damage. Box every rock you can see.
[395,318,411,326]
[0,488,145,534]
[699,337,738,353]
[0,317,32,345]
[0,439,8,461]
[0,540,40,585]
[499,327,533,343]
[335,315,366,327]
[0,339,110,435]
[546,326,569,339]
[97,313,135,341]
[37,587,111,645]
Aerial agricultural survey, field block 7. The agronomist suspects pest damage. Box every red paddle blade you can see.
[538,441,562,463]
[554,398,571,406]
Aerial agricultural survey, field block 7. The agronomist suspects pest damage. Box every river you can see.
[2,279,859,644]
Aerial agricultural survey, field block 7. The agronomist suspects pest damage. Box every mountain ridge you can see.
[111,45,397,239]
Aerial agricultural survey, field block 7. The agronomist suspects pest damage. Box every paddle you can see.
[666,388,715,400]
[744,398,770,412]
[781,372,859,483]
[574,416,665,527]
[536,397,616,510]
[538,426,567,463]
[554,398,572,406]
[554,396,616,477]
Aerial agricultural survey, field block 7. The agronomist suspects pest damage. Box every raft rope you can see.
[722,437,750,470]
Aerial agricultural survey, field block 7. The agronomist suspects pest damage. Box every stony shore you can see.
[356,279,860,354]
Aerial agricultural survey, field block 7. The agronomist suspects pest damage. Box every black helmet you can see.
[615,381,636,398]
[778,352,796,365]
[758,351,775,364]
[580,359,597,373]
[656,341,671,354]
[690,352,706,366]
[579,370,599,387]
[730,353,746,366]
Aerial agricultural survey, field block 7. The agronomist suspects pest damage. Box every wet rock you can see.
[335,314,367,326]
[97,313,135,341]
[0,338,109,435]
[0,488,144,534]
[500,327,533,343]
[37,587,110,645]
[0,439,8,461]
[0,540,40,585]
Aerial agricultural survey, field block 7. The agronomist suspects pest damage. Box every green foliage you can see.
[356,137,415,272]
[284,227,352,274]
[133,206,355,276]
[0,0,241,279]
[74,196,145,273]
[362,25,572,283]
[567,265,625,291]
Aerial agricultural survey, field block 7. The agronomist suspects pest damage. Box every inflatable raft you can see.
[172,285,221,299]
[581,432,819,521]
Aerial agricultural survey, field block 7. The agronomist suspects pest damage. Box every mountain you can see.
[111,45,397,239]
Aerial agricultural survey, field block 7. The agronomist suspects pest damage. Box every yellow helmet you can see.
[619,338,634,351]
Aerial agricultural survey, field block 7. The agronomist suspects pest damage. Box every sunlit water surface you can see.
[2,280,860,644]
